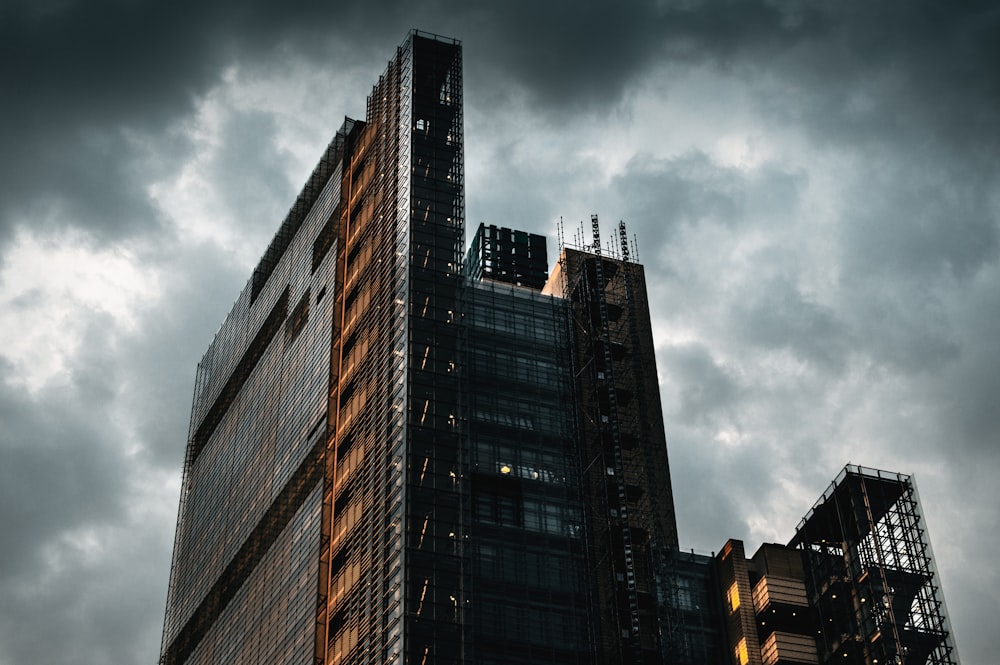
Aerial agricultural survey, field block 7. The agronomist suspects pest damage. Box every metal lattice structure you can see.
[790,466,959,665]
[551,216,679,665]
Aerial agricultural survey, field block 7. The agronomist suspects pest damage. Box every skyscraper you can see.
[161,30,959,665]
[161,31,466,665]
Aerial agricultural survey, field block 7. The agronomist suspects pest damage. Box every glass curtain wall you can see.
[463,279,593,665]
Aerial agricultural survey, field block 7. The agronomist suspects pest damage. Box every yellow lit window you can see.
[727,582,741,612]
[735,637,749,665]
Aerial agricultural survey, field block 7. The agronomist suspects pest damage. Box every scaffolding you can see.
[555,215,679,664]
[790,465,959,665]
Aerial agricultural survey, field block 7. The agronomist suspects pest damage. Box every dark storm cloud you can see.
[0,333,129,582]
[723,2,1000,150]
[0,238,247,664]
[209,109,297,237]
[116,241,252,467]
[733,277,853,373]
[0,0,394,247]
[839,154,998,282]
[3,0,994,249]
[614,151,746,246]
[2,2,998,664]
[0,0,832,247]
[611,150,806,261]
[659,342,741,428]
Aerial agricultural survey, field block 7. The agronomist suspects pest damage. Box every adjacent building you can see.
[685,466,960,665]
[160,31,959,665]
[789,466,959,665]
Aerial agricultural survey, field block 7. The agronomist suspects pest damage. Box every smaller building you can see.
[715,539,818,665]
[659,550,727,665]
[789,466,959,665]
[660,464,959,665]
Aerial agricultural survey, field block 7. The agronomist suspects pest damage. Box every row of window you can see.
[475,600,588,649]
[473,493,582,539]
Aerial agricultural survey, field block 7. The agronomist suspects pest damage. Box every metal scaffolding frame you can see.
[790,465,959,665]
[556,215,679,665]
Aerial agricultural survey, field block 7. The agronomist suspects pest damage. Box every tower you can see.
[160,31,466,665]
[320,31,464,665]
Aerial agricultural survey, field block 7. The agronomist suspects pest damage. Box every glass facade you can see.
[463,278,592,664]
[160,120,350,665]
[161,31,467,665]
[659,552,726,665]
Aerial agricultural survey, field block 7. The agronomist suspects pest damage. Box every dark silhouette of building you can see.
[462,229,592,663]
[160,31,959,665]
[789,466,959,665]
[464,224,549,289]
[685,466,960,665]
[542,221,680,663]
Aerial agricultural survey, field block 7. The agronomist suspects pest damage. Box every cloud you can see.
[660,342,741,428]
[1,2,998,664]
[732,276,853,373]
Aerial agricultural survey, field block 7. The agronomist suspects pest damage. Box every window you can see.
[735,638,749,665]
[474,492,520,527]
[727,582,741,612]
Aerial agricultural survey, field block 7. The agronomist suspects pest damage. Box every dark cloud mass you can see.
[1,2,997,664]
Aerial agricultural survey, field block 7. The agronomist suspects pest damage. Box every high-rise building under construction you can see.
[160,30,959,665]
[160,29,679,665]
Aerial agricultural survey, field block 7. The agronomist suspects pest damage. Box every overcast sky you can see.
[1,1,997,663]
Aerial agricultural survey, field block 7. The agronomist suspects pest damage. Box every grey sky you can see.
[1,2,997,663]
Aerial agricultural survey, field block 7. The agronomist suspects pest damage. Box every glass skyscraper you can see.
[161,31,468,665]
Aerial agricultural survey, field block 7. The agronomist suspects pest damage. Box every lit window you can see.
[735,638,749,665]
[727,582,741,612]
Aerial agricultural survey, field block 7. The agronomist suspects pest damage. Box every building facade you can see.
[699,466,960,665]
[542,222,680,664]
[463,264,592,664]
[160,31,679,665]
[161,31,959,665]
[161,31,467,665]
[160,119,351,665]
